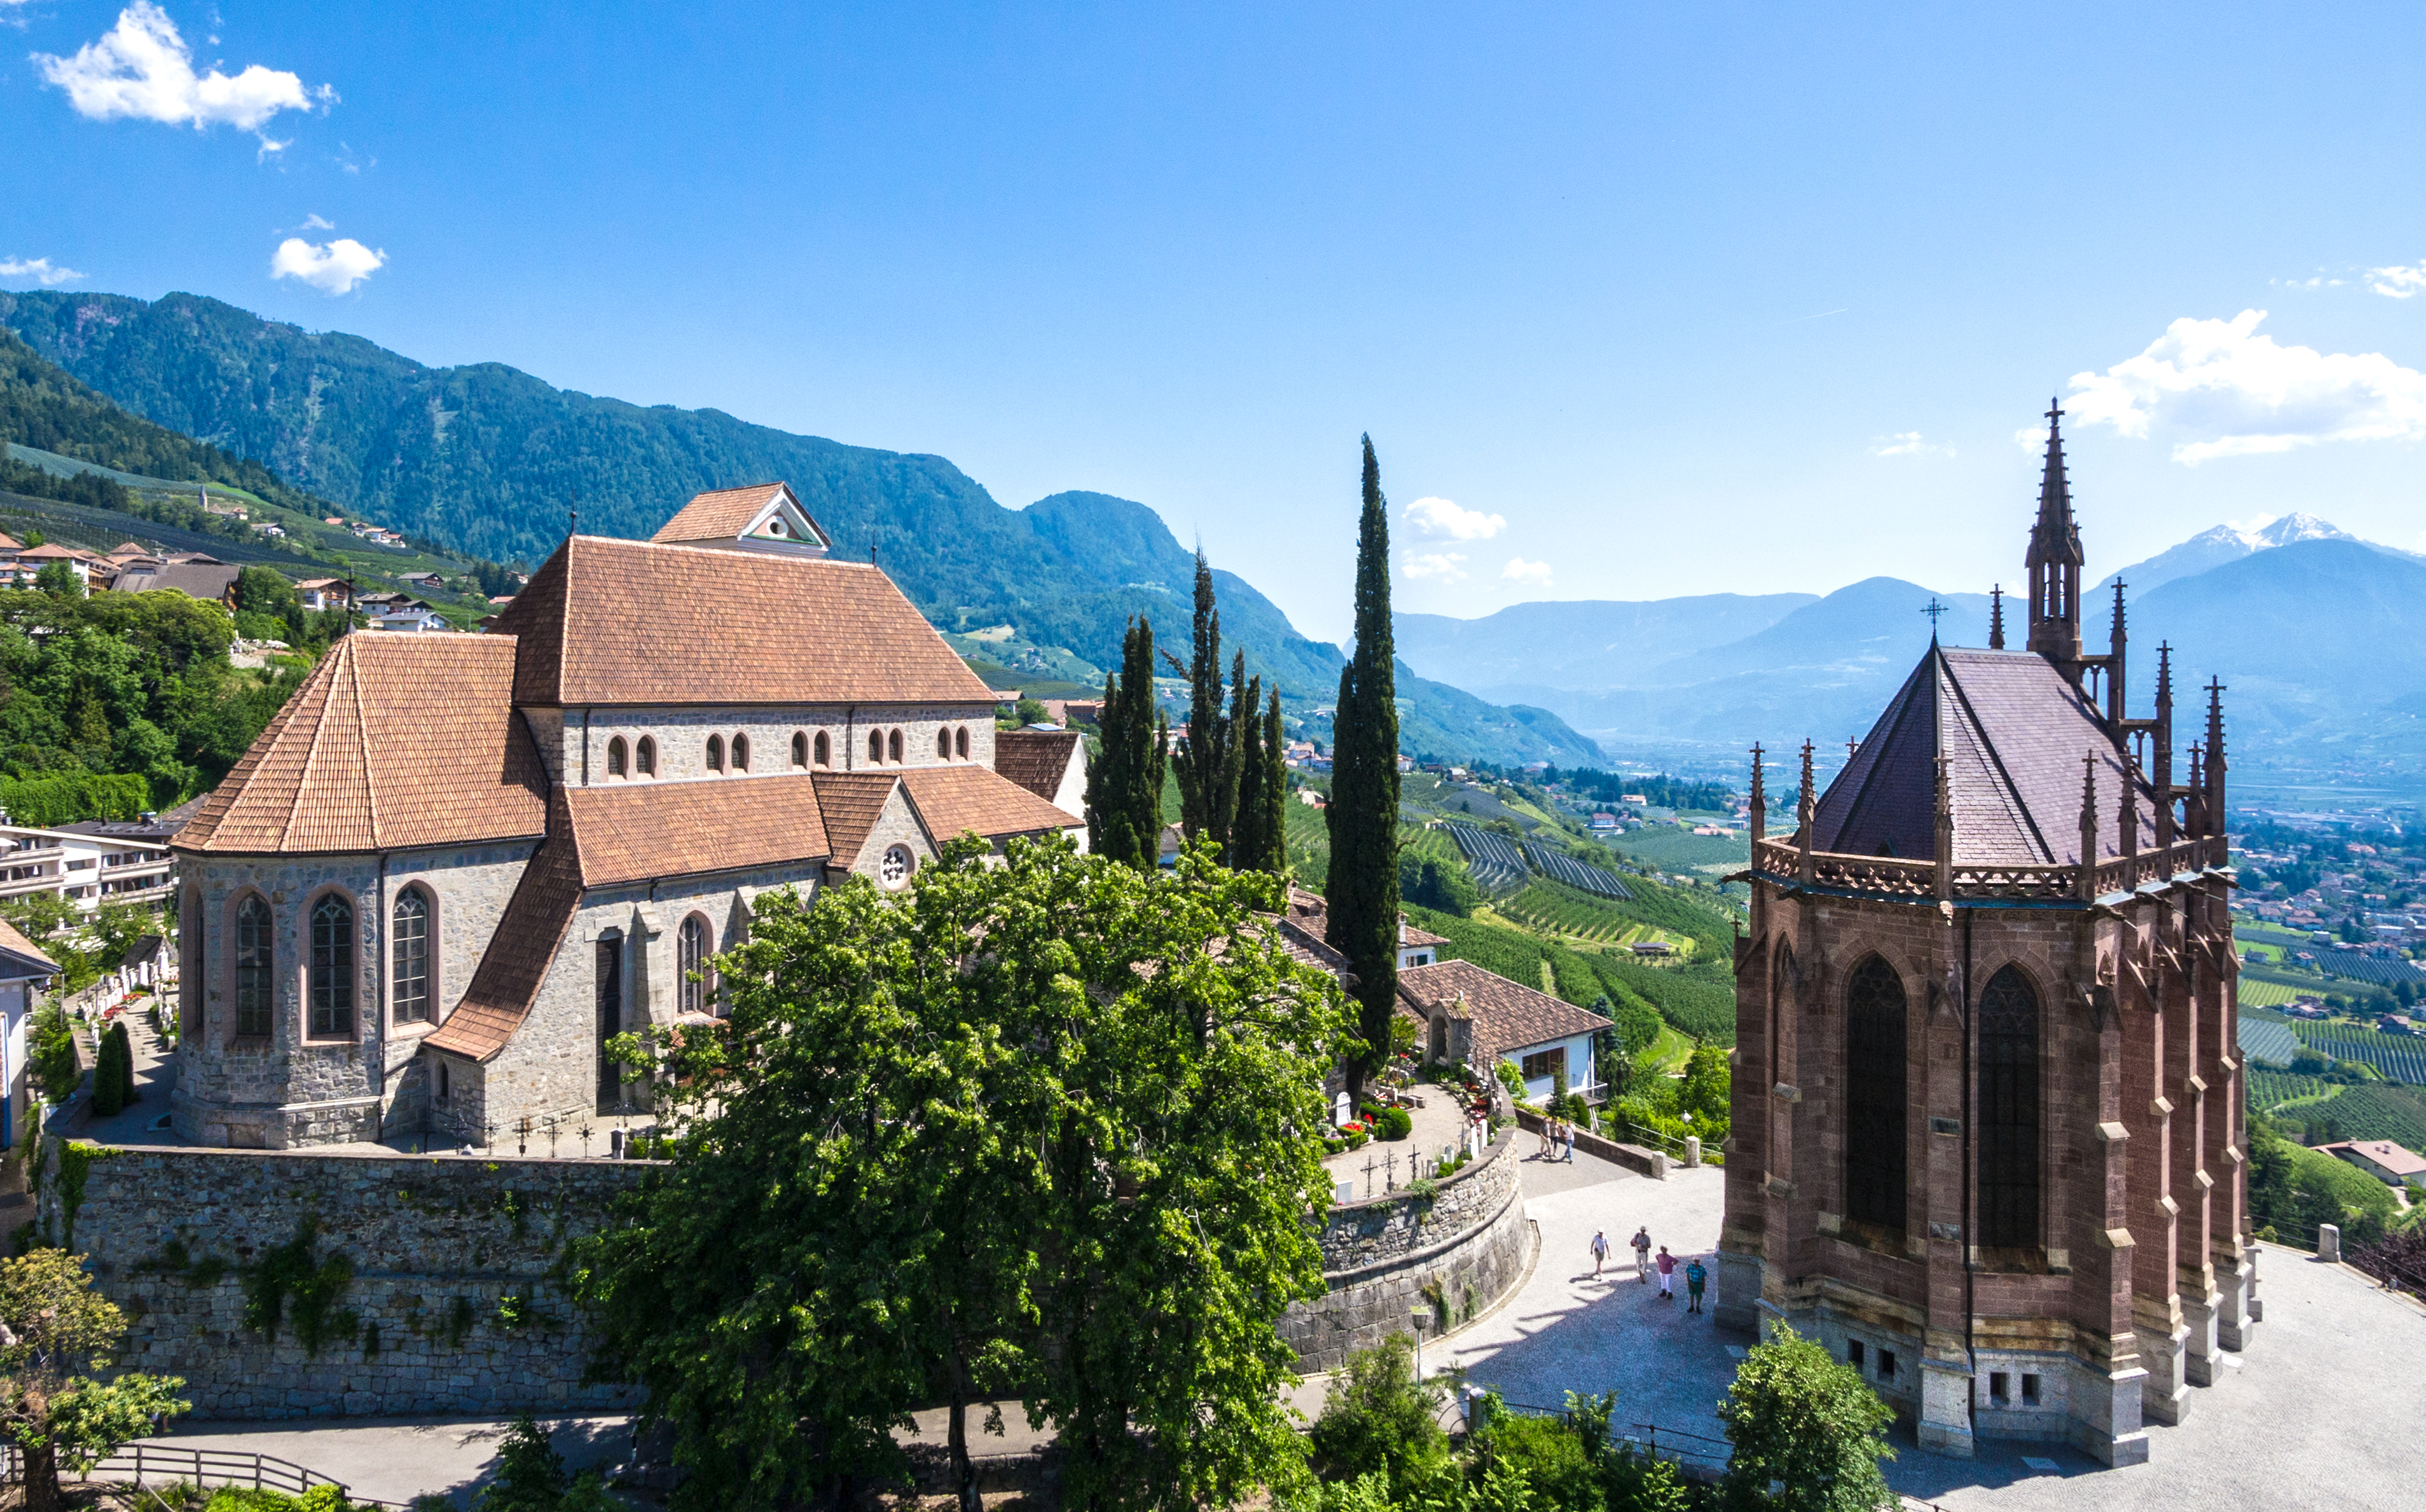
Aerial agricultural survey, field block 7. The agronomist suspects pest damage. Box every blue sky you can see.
[4,1,2425,642]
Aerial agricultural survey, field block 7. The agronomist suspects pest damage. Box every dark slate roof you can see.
[1812,645,2154,866]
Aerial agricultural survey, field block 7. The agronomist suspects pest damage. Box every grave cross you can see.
[1386,1151,1399,1192]
[1361,1154,1378,1199]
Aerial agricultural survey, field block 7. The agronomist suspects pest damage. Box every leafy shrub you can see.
[29,1005,81,1104]
[1375,1106,1413,1141]
[1309,1335,1451,1495]
[1720,1323,1898,1512]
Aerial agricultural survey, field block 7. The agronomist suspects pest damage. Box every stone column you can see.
[2066,912,2149,1467]
[2169,902,2218,1390]
[2127,914,2189,1427]
[2203,884,2256,1351]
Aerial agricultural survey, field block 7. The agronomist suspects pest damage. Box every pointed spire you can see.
[2107,579,2129,731]
[2118,747,2138,862]
[1934,752,1954,901]
[1796,739,1816,887]
[2025,397,2086,663]
[2078,751,2101,896]
[2153,642,2176,849]
[2187,743,2206,839]
[1988,584,2006,650]
[2206,676,2228,851]
[1748,743,1766,844]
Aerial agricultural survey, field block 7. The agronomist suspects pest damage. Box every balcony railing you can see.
[1749,835,2226,904]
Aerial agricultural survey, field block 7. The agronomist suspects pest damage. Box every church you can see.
[1716,406,2251,1466]
[170,483,1085,1151]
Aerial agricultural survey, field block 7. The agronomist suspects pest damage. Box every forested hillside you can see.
[0,290,1604,767]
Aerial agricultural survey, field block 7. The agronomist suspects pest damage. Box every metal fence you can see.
[3,1441,406,1508]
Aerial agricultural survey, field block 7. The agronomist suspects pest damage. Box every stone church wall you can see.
[39,1143,652,1419]
[1279,1124,1529,1373]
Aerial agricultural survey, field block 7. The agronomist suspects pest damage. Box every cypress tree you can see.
[1232,669,1266,870]
[1260,688,1288,872]
[114,1019,138,1106]
[1085,615,1169,870]
[1172,551,1237,855]
[1325,436,1402,1101]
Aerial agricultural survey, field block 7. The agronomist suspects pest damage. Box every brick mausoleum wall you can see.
[1279,1124,1529,1373]
[39,1142,654,1420]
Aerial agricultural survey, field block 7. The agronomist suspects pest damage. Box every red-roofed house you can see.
[2318,1139,2426,1190]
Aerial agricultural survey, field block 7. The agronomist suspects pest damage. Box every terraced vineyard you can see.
[2308,949,2426,987]
[2236,1017,2299,1069]
[2292,1024,2426,1085]
[1445,822,1529,889]
[2236,977,2302,1008]
[2247,1069,2335,1111]
[1495,880,1674,949]
[1518,840,1633,900]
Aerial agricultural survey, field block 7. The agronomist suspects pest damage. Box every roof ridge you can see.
[284,643,355,853]
[1936,650,2053,862]
[347,638,383,848]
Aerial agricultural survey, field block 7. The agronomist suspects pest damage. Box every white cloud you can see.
[34,3,334,144]
[1501,557,1552,587]
[2368,263,2426,299]
[271,235,383,294]
[1871,432,1953,458]
[0,257,86,287]
[2066,310,2426,464]
[1402,495,1506,542]
[2013,426,2048,451]
[1401,551,1468,582]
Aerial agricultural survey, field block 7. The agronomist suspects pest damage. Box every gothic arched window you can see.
[637,736,657,777]
[234,893,272,1038]
[1978,965,2042,1249]
[888,729,904,764]
[706,734,725,773]
[955,726,969,759]
[309,894,355,1038]
[1844,955,1907,1231]
[937,729,951,760]
[607,737,627,778]
[734,734,751,771]
[792,731,808,769]
[869,730,884,764]
[815,731,831,767]
[392,888,431,1024]
[679,914,710,1018]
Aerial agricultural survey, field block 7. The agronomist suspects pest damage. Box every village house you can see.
[0,918,59,1154]
[109,561,242,608]
[0,818,175,912]
[1399,959,1609,1103]
[171,481,1086,1151]
[294,579,352,611]
[2316,1139,2426,1190]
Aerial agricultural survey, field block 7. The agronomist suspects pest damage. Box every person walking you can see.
[1564,1120,1576,1163]
[1656,1246,1677,1300]
[1591,1228,1611,1277]
[1632,1226,1653,1284]
[1535,1117,1550,1159]
[1684,1255,1708,1315]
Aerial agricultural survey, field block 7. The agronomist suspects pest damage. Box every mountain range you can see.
[0,289,1604,768]
[1396,522,2426,792]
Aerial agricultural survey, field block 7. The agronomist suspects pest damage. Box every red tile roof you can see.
[425,793,584,1062]
[993,729,1085,804]
[492,535,995,707]
[650,483,822,546]
[566,775,831,886]
[174,635,549,855]
[901,764,1083,843]
[0,916,60,975]
[1396,959,1610,1062]
[811,772,901,870]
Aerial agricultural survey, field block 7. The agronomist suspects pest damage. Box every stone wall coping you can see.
[1322,1157,1525,1286]
[64,1141,668,1171]
[1514,1106,1669,1179]
[1327,1120,1513,1214]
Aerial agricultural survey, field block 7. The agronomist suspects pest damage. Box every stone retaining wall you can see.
[1279,1123,1530,1373]
[1514,1106,1671,1179]
[38,1141,652,1419]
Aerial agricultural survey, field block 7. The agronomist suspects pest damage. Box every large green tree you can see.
[1326,436,1402,1099]
[1718,1324,1898,1512]
[573,836,1349,1512]
[1085,615,1170,869]
[0,1249,190,1512]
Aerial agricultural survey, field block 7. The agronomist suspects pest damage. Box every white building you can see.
[0,819,175,912]
[0,918,59,1152]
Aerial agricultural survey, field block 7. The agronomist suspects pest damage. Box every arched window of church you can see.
[1843,956,1907,1232]
[607,737,627,778]
[937,729,951,760]
[732,734,750,772]
[679,914,711,1018]
[308,894,355,1038]
[637,736,657,777]
[870,730,885,764]
[814,731,830,767]
[234,894,273,1038]
[706,734,725,773]
[888,729,904,764]
[392,888,431,1025]
[792,732,808,769]
[1978,965,2042,1249]
[955,727,969,759]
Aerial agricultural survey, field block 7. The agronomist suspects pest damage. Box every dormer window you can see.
[706,734,725,773]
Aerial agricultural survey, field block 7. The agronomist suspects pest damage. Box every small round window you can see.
[879,845,914,890]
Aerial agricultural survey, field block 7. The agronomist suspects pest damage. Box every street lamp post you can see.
[1410,1305,1428,1382]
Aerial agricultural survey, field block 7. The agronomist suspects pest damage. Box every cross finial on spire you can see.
[2046,395,2064,427]
[1919,596,1949,642]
